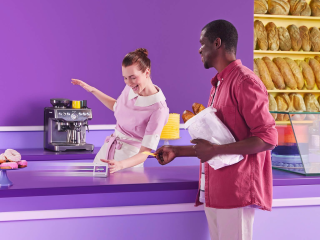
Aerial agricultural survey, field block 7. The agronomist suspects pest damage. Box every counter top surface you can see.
[0,148,101,161]
[0,166,320,199]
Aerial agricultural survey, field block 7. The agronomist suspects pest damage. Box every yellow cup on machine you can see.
[72,100,81,109]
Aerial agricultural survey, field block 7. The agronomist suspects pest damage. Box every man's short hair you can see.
[202,20,238,54]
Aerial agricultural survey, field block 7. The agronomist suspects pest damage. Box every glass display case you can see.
[271,111,320,175]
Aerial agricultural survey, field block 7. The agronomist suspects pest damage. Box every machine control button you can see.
[67,112,70,116]
[71,113,77,120]
[63,112,66,116]
[58,112,62,116]
[79,112,82,116]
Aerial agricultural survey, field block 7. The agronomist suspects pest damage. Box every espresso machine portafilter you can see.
[44,98,94,152]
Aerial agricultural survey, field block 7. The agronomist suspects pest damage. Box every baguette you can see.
[268,0,290,15]
[289,93,306,111]
[275,93,291,121]
[254,61,261,78]
[288,0,308,15]
[254,20,268,50]
[273,57,297,89]
[284,57,304,89]
[266,22,279,51]
[262,57,285,89]
[310,27,320,52]
[299,26,311,52]
[287,25,302,51]
[295,60,316,90]
[255,58,275,90]
[310,0,320,16]
[254,0,268,14]
[301,3,311,15]
[305,58,320,89]
[278,27,292,51]
[192,103,205,115]
[268,94,277,120]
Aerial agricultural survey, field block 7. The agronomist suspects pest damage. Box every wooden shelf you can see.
[276,120,313,125]
[268,90,320,93]
[254,14,320,21]
[254,50,320,55]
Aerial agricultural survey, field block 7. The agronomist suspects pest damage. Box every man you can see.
[155,20,278,240]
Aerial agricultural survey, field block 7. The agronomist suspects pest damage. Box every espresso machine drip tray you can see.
[47,142,94,152]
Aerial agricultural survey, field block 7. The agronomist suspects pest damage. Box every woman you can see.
[71,48,169,173]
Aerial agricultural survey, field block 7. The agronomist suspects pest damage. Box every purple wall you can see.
[0,0,253,126]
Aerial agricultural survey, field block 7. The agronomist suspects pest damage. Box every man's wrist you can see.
[174,146,196,157]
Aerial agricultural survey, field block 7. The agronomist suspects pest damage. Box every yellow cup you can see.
[72,101,81,109]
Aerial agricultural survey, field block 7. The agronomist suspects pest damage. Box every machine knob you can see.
[71,113,77,120]
[63,112,66,116]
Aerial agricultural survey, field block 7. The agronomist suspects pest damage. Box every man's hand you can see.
[154,146,177,165]
[191,139,218,163]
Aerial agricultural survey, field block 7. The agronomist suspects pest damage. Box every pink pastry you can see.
[17,160,28,168]
[0,153,6,163]
[0,162,18,169]
[4,149,21,162]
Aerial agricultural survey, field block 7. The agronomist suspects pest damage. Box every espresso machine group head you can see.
[44,98,94,152]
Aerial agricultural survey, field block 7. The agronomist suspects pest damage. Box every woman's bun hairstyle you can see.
[122,48,151,73]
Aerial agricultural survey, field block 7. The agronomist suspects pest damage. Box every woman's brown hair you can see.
[122,48,151,73]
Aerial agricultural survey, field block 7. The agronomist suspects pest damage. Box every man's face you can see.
[199,30,215,69]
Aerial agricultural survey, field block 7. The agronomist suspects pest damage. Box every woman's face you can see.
[122,64,150,94]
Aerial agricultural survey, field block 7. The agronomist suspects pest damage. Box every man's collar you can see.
[128,85,166,107]
[211,59,242,86]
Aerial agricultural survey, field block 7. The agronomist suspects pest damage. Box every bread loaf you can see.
[254,61,261,78]
[254,20,268,50]
[305,93,320,112]
[265,22,280,51]
[284,57,304,89]
[289,93,306,111]
[192,103,205,115]
[268,94,277,120]
[315,56,320,62]
[309,27,320,52]
[254,28,258,50]
[255,58,275,89]
[299,26,311,52]
[268,0,290,15]
[273,57,297,89]
[278,27,292,51]
[295,60,316,89]
[310,0,320,16]
[305,58,320,89]
[262,57,285,89]
[254,0,268,14]
[288,0,308,15]
[182,110,195,123]
[287,25,302,51]
[301,3,312,15]
[276,93,291,121]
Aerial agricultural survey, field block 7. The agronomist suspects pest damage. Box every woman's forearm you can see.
[91,88,116,111]
[121,153,148,169]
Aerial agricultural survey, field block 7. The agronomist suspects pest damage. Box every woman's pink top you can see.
[113,85,169,151]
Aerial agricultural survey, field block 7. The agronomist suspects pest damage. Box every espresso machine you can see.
[44,98,94,152]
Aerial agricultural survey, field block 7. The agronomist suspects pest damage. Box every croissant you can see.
[182,110,195,123]
[192,103,205,115]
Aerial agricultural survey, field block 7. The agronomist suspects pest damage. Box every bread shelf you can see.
[254,50,320,55]
[275,120,313,125]
[254,14,320,21]
[268,90,320,93]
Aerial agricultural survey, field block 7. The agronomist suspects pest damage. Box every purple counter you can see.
[1,165,320,240]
